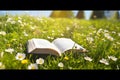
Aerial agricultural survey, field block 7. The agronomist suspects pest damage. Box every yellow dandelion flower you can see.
[64,56,69,60]
[21,59,28,64]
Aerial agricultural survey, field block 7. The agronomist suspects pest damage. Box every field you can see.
[0,15,120,69]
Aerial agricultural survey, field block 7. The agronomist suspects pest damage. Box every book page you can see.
[28,38,61,56]
[27,39,36,53]
[52,38,86,53]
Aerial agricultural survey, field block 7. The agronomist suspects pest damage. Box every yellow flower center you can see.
[18,55,23,59]
[21,60,28,64]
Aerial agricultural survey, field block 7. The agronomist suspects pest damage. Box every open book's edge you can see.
[27,39,36,53]
[29,48,61,56]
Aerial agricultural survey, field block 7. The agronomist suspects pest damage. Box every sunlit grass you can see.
[0,14,120,69]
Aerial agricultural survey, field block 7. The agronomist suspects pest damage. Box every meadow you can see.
[0,14,120,69]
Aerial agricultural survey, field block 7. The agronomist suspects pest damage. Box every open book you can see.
[27,38,87,56]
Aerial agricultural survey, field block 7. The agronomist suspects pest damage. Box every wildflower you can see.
[52,30,55,33]
[15,53,26,61]
[61,33,64,36]
[104,33,110,37]
[99,58,109,65]
[58,62,64,68]
[47,36,51,39]
[30,26,35,30]
[23,31,28,36]
[116,42,120,45]
[112,31,116,34]
[117,65,119,70]
[64,56,69,60]
[104,29,109,33]
[86,37,94,43]
[21,59,28,64]
[18,17,22,20]
[107,36,114,41]
[97,28,103,34]
[66,27,70,31]
[68,66,72,70]
[0,62,5,69]
[18,20,22,24]
[28,63,38,70]
[0,52,4,58]
[6,18,12,22]
[23,22,27,26]
[84,56,93,62]
[88,33,93,36]
[5,24,7,26]
[0,31,6,36]
[11,21,16,24]
[118,33,120,36]
[104,33,114,41]
[11,39,17,41]
[101,38,106,42]
[108,56,117,61]
[5,48,14,54]
[36,58,44,65]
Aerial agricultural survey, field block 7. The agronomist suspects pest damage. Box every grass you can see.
[0,14,120,69]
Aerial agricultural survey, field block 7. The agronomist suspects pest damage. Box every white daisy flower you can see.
[107,36,114,41]
[5,48,14,54]
[104,29,109,33]
[6,18,13,22]
[104,33,114,41]
[99,58,109,65]
[18,20,22,24]
[86,37,94,43]
[104,33,110,37]
[0,62,5,69]
[28,63,38,70]
[58,62,64,68]
[0,31,6,36]
[108,56,117,61]
[15,53,26,61]
[84,56,93,62]
[36,58,44,65]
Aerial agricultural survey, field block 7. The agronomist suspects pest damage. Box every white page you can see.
[31,38,61,55]
[52,38,86,53]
